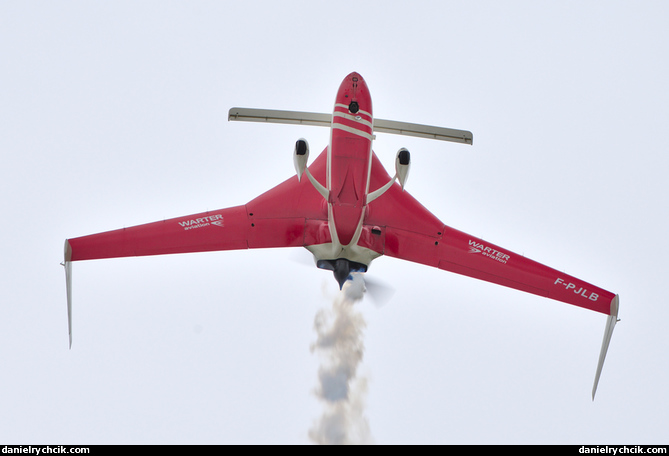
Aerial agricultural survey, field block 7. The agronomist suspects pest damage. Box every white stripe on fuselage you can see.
[331,123,374,140]
[332,111,373,129]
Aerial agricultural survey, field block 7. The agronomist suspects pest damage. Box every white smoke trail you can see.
[309,273,372,445]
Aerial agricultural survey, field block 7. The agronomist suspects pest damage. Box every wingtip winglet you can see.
[64,240,73,349]
[592,294,619,400]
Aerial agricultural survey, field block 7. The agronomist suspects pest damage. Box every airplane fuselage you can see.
[328,73,373,246]
[306,73,383,283]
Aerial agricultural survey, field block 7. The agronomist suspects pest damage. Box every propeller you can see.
[358,273,395,307]
[290,248,395,306]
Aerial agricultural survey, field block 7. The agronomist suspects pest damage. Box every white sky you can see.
[1,0,668,444]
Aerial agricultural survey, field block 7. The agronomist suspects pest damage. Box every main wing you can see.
[363,151,618,398]
[64,150,329,347]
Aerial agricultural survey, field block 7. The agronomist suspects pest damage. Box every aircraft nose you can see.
[336,72,371,118]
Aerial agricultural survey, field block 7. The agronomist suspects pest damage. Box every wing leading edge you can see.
[64,150,330,347]
[363,151,618,398]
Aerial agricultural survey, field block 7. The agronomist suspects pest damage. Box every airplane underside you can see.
[62,71,618,399]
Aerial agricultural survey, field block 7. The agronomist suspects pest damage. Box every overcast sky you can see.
[2,0,668,444]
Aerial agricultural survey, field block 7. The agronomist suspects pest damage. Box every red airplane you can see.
[63,72,618,398]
